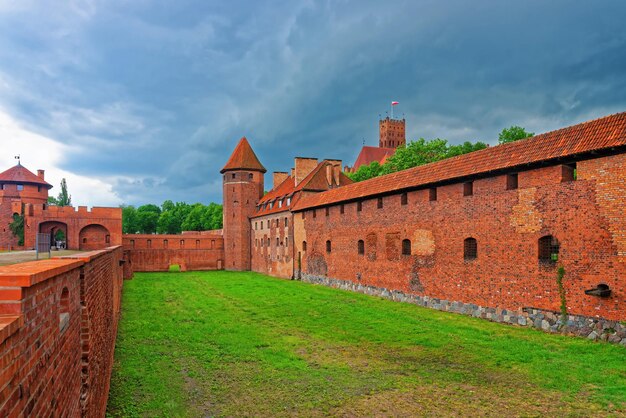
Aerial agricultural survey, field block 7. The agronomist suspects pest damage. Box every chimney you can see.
[37,170,45,180]
[325,159,342,186]
[272,172,289,190]
[290,168,295,178]
[294,157,318,186]
[326,164,332,186]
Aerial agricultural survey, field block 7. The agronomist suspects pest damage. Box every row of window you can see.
[256,236,290,248]
[257,196,293,212]
[299,235,560,264]
[302,173,535,219]
[255,217,289,230]
[0,184,43,192]
[128,239,215,249]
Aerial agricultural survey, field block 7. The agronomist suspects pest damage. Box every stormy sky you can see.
[0,0,625,206]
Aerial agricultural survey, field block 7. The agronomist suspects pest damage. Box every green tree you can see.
[121,205,139,234]
[54,229,66,242]
[9,212,24,246]
[181,204,205,231]
[347,138,487,182]
[53,178,72,206]
[136,204,161,234]
[498,125,534,144]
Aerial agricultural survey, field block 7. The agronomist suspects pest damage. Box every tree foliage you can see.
[122,201,223,234]
[9,213,24,246]
[48,178,72,206]
[498,125,534,144]
[347,138,487,182]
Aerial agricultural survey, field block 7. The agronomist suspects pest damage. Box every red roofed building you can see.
[0,162,122,251]
[346,116,406,172]
[222,111,626,337]
[249,157,352,278]
[222,137,267,271]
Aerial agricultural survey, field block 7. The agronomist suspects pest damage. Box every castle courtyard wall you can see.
[0,246,125,416]
[294,155,626,323]
[123,234,225,272]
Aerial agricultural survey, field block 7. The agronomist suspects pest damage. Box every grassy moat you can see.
[107,271,626,417]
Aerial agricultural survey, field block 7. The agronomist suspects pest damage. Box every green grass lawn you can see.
[107,271,626,417]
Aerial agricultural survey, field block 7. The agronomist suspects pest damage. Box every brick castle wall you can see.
[0,246,125,416]
[251,213,294,278]
[293,156,626,322]
[123,234,225,272]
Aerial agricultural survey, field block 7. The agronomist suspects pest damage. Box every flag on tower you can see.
[391,101,399,106]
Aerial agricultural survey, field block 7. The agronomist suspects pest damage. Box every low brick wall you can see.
[300,273,626,346]
[0,246,124,416]
[123,234,224,272]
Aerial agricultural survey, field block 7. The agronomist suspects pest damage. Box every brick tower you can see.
[221,137,266,271]
[379,117,406,149]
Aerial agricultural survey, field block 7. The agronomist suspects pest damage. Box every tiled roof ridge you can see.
[293,111,626,211]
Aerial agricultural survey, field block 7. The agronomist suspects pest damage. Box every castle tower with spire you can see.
[221,137,266,270]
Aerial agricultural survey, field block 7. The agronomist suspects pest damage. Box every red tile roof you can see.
[294,111,626,211]
[254,160,353,217]
[221,137,266,173]
[0,164,52,188]
[351,146,395,171]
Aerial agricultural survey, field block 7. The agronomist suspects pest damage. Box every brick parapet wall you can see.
[300,273,626,345]
[293,157,626,323]
[123,234,225,272]
[0,246,124,416]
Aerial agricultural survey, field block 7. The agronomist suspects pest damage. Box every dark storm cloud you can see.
[0,0,625,205]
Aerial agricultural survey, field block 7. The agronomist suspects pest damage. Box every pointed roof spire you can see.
[221,137,266,173]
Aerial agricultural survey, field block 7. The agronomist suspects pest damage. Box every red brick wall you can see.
[251,212,294,278]
[223,170,264,271]
[294,158,626,321]
[23,205,123,250]
[0,247,124,416]
[123,234,225,272]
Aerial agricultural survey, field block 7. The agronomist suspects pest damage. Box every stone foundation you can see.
[300,273,626,346]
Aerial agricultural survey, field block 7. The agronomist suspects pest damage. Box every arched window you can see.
[163,239,168,249]
[464,238,477,260]
[402,239,411,256]
[326,240,331,253]
[302,241,307,251]
[357,240,365,255]
[59,287,70,332]
[539,235,559,265]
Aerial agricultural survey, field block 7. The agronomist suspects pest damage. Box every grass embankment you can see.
[107,271,626,417]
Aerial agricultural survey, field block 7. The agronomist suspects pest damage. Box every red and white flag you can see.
[391,101,399,106]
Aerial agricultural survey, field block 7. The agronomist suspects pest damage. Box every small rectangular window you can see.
[506,173,518,190]
[463,182,473,197]
[285,218,288,227]
[326,240,331,253]
[17,184,23,191]
[325,207,329,216]
[357,201,362,212]
[340,204,344,214]
[313,209,317,218]
[401,193,408,205]
[302,212,306,219]
[377,197,383,209]
[429,188,437,201]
